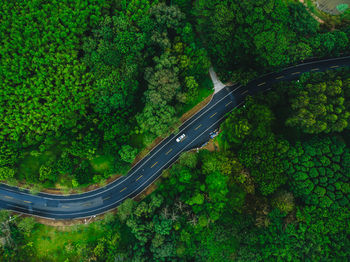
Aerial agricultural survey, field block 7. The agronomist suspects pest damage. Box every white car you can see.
[176,134,186,142]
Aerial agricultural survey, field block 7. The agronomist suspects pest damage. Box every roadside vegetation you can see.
[0,0,350,261]
[0,0,211,190]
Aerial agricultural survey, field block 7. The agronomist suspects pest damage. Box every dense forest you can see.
[1,0,350,261]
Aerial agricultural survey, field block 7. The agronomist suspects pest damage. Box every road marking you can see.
[151,162,158,168]
[241,90,249,95]
[232,85,243,92]
[120,187,127,192]
[195,124,202,130]
[103,196,111,201]
[136,175,143,181]
[330,65,339,68]
[5,196,13,199]
[257,82,266,86]
[225,101,232,107]
[291,72,300,75]
[165,148,173,155]
[3,57,349,218]
[62,205,69,208]
[0,87,241,202]
[82,202,92,207]
[209,112,217,118]
[1,107,250,217]
[23,201,31,204]
[276,76,284,79]
[311,68,319,71]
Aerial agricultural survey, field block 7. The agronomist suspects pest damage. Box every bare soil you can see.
[201,137,220,152]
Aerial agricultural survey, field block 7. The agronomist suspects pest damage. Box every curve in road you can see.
[1,56,349,219]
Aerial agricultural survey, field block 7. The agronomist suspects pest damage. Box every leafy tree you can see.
[193,0,297,81]
[221,98,289,195]
[287,2,319,35]
[0,166,15,181]
[236,207,350,261]
[286,136,350,209]
[286,72,350,134]
[118,145,138,164]
[271,190,295,214]
[0,0,108,146]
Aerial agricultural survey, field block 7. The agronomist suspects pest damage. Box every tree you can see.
[0,0,108,146]
[137,104,177,137]
[118,145,138,163]
[286,71,350,134]
[117,198,135,222]
[287,2,319,35]
[221,98,289,195]
[286,136,349,209]
[192,0,296,81]
[0,166,15,181]
[236,207,350,261]
[271,190,295,214]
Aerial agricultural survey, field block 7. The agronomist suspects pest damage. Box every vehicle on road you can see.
[209,129,219,139]
[176,134,186,142]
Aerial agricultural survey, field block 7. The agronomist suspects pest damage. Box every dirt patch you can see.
[3,172,123,196]
[224,81,235,86]
[201,137,220,152]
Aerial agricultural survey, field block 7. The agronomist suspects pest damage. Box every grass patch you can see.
[90,155,114,174]
[28,223,105,262]
[176,76,213,117]
[17,151,56,183]
[129,133,145,149]
[216,133,227,151]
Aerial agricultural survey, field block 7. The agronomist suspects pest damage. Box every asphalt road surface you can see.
[1,56,349,219]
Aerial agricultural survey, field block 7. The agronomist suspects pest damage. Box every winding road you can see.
[1,56,349,220]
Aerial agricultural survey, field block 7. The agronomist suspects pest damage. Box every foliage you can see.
[0,0,211,187]
[286,136,350,209]
[0,167,15,181]
[235,206,350,261]
[1,2,350,262]
[286,71,350,134]
[0,0,108,146]
[193,0,307,81]
[271,190,295,214]
[221,98,289,195]
[136,2,210,140]
[193,0,349,82]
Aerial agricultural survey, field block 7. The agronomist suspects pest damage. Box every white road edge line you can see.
[5,104,239,217]
[4,57,350,217]
[0,87,240,201]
